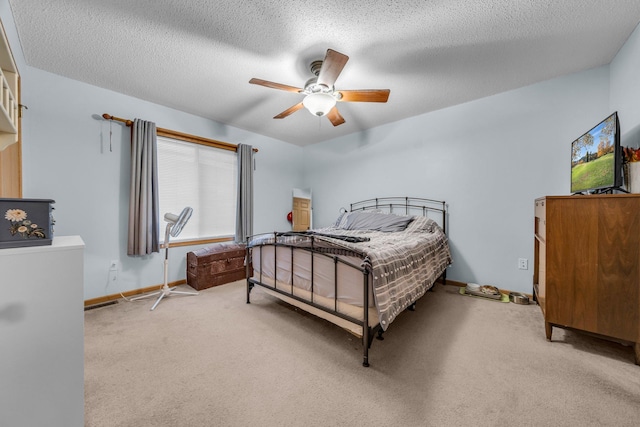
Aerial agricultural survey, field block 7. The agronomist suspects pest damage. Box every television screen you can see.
[570,112,621,194]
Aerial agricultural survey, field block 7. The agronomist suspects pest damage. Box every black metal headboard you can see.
[349,196,447,234]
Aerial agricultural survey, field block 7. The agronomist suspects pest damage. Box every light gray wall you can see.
[303,66,611,294]
[18,68,303,301]
[5,0,640,300]
[3,0,304,301]
[611,22,640,148]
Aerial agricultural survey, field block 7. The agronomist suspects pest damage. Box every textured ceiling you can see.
[8,0,640,146]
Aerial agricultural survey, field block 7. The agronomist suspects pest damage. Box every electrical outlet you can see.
[518,258,528,270]
[108,260,119,282]
[108,270,118,282]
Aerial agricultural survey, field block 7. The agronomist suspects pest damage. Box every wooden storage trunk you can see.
[187,242,248,290]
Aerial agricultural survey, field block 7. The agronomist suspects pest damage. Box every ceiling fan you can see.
[249,49,390,126]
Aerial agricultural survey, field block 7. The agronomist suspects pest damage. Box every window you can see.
[156,135,237,243]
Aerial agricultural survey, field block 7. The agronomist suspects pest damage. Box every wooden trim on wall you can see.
[86,276,534,309]
[436,278,465,287]
[84,279,187,308]
[0,140,21,196]
[438,277,533,299]
[0,72,21,197]
[165,236,233,248]
[17,74,22,197]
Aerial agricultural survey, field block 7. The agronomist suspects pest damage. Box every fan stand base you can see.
[131,284,198,311]
[130,218,197,311]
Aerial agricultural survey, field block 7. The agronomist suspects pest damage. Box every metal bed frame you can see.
[245,197,447,367]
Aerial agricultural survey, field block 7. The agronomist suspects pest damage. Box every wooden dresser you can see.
[534,195,640,364]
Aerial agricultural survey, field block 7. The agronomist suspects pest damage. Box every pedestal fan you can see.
[131,207,198,310]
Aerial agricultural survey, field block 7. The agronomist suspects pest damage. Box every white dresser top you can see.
[0,235,84,255]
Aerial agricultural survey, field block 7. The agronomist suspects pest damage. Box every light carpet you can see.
[84,281,640,426]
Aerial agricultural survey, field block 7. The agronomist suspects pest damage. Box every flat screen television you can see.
[570,112,622,194]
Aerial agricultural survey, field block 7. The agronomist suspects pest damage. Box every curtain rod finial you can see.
[102,113,134,126]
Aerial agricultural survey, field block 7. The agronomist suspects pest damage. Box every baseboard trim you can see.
[436,278,533,299]
[85,278,533,307]
[84,279,187,307]
[436,278,466,287]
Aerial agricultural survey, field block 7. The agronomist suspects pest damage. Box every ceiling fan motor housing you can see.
[303,77,333,94]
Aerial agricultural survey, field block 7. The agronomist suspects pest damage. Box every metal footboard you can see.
[245,233,379,367]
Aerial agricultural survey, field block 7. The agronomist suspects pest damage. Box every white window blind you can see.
[157,136,237,241]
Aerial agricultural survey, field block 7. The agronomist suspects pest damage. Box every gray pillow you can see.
[334,211,350,228]
[404,216,437,233]
[344,211,414,232]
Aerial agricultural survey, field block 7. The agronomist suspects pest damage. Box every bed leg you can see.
[362,268,370,367]
[246,281,254,304]
[362,328,373,368]
[407,302,416,311]
[362,329,370,367]
[376,329,384,341]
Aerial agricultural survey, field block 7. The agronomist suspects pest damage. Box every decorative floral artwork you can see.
[4,208,47,239]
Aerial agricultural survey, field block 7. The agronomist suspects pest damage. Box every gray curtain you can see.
[127,119,160,255]
[235,144,254,243]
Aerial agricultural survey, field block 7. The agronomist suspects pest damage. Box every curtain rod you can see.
[102,113,258,153]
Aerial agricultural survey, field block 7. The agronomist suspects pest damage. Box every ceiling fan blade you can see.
[274,102,304,119]
[326,106,345,127]
[249,78,302,93]
[338,89,390,103]
[317,49,349,88]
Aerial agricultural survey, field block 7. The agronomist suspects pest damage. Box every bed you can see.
[245,197,452,366]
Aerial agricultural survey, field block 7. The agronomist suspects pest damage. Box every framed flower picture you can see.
[0,198,55,249]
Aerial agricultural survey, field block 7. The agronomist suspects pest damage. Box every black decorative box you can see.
[0,198,55,249]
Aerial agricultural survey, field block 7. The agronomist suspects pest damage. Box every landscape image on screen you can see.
[570,114,617,193]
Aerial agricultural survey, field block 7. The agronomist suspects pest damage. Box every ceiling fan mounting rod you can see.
[309,60,323,76]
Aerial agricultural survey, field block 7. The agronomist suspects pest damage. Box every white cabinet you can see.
[0,236,85,427]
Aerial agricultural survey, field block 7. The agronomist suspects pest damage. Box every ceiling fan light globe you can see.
[303,93,336,117]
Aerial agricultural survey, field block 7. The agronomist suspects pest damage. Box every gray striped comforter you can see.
[249,220,452,330]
